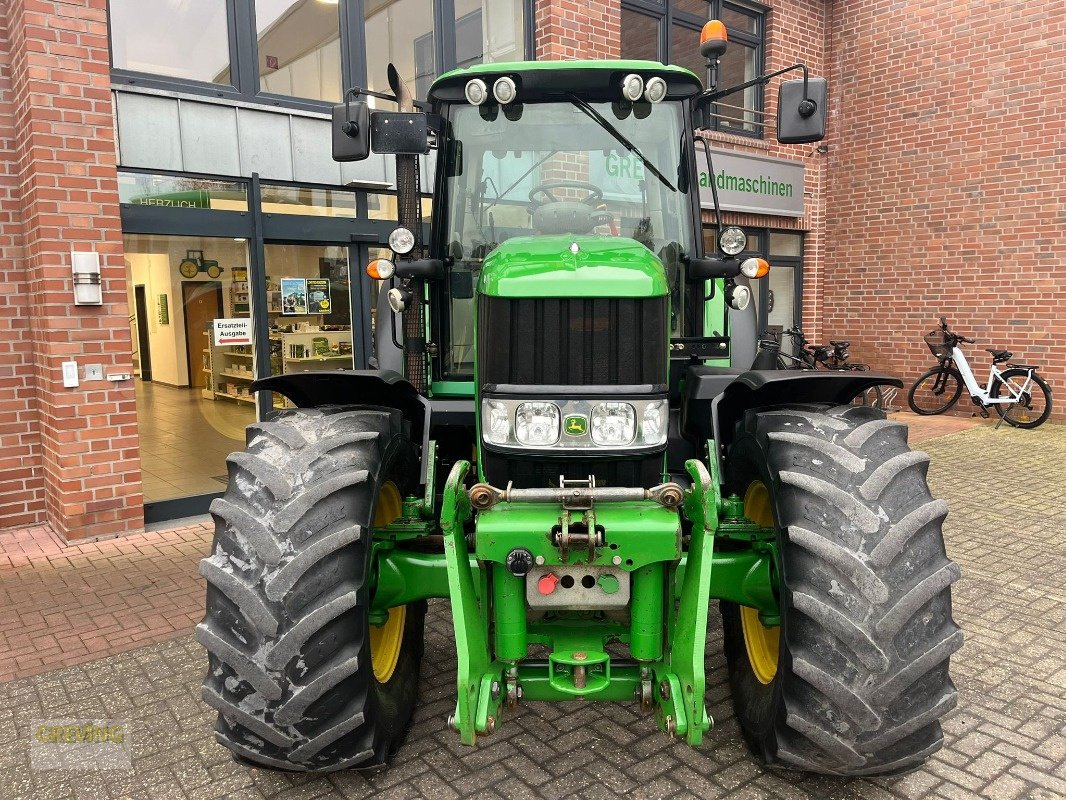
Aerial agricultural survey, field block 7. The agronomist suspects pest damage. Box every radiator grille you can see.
[478,296,668,387]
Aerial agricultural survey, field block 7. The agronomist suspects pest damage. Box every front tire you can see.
[196,406,424,773]
[722,404,962,776]
[908,366,964,415]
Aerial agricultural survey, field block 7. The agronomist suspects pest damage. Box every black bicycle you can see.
[753,328,888,409]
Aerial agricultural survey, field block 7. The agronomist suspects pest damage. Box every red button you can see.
[538,573,559,595]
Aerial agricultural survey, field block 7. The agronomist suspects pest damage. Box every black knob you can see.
[505,548,534,577]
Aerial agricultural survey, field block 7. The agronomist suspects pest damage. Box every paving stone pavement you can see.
[0,423,1063,800]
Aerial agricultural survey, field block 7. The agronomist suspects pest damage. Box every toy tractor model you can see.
[197,22,961,777]
[179,249,223,279]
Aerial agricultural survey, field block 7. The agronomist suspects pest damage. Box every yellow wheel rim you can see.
[740,481,780,685]
[370,482,406,683]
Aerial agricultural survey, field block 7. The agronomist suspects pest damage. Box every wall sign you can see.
[157,294,169,325]
[698,149,806,217]
[213,318,252,346]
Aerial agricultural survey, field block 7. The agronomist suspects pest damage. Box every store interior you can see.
[124,233,356,502]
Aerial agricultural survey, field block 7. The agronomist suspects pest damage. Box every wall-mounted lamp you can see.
[71,250,102,305]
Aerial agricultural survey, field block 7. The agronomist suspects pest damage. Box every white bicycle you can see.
[907,317,1052,428]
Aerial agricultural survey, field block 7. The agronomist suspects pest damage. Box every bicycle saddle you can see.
[830,340,850,348]
[986,348,1012,363]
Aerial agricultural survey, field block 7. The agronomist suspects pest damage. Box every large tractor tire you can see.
[196,406,424,773]
[721,404,962,776]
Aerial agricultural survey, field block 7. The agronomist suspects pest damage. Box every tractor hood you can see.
[478,236,669,299]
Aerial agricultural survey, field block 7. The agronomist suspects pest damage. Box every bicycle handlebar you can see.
[937,316,975,345]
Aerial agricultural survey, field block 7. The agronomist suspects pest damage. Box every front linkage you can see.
[371,440,778,747]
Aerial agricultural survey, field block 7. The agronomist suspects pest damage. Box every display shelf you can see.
[215,392,255,404]
[283,355,351,363]
[219,370,254,380]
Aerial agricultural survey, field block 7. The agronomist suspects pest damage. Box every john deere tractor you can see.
[197,21,961,777]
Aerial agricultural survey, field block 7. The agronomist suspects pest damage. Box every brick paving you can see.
[0,521,212,682]
[1,419,1063,799]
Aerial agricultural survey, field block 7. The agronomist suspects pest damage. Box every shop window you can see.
[366,193,434,220]
[364,0,437,102]
[123,234,255,502]
[118,173,249,212]
[620,1,766,136]
[621,8,660,62]
[111,1,530,109]
[261,184,357,217]
[770,231,803,257]
[264,244,355,409]
[255,0,342,102]
[453,0,526,68]
[110,0,231,85]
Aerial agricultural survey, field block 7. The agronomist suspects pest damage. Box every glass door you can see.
[123,233,256,504]
[262,242,358,410]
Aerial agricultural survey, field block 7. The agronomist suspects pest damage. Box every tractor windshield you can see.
[439,99,694,377]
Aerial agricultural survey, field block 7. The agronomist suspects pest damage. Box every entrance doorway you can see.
[119,173,403,521]
[182,281,223,390]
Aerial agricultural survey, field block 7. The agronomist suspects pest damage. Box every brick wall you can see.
[823,0,1065,416]
[536,0,621,60]
[1,0,141,539]
[0,9,45,529]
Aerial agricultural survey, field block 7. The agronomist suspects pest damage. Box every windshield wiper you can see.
[565,93,677,192]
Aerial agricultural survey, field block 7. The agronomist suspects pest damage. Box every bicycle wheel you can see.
[908,366,964,415]
[851,384,886,409]
[989,368,1053,429]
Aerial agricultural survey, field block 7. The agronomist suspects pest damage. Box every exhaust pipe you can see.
[387,64,428,390]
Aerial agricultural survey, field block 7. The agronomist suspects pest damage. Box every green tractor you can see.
[197,22,961,777]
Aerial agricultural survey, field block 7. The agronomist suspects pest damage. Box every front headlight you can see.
[515,402,560,446]
[718,226,746,256]
[388,226,415,255]
[641,399,668,446]
[484,400,510,445]
[591,402,636,446]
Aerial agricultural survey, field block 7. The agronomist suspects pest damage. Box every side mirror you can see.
[686,257,739,281]
[332,100,370,162]
[369,111,430,155]
[776,77,827,144]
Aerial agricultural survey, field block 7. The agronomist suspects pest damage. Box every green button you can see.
[598,574,620,594]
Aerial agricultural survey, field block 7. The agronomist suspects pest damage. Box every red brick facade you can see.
[822,0,1066,403]
[0,0,139,540]
[0,0,1061,540]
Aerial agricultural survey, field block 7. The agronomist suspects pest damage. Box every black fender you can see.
[251,370,433,485]
[683,369,903,479]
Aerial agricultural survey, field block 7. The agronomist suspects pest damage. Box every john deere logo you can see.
[564,415,588,436]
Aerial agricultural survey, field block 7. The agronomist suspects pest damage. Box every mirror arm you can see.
[693,136,723,246]
[342,87,430,136]
[697,63,814,117]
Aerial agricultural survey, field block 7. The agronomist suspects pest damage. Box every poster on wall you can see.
[306,279,331,313]
[280,278,307,315]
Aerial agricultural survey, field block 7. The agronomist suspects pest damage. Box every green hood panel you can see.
[478,236,669,299]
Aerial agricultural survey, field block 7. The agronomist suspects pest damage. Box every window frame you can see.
[621,0,767,138]
[108,0,535,113]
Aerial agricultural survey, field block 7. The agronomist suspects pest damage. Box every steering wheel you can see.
[528,180,604,208]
